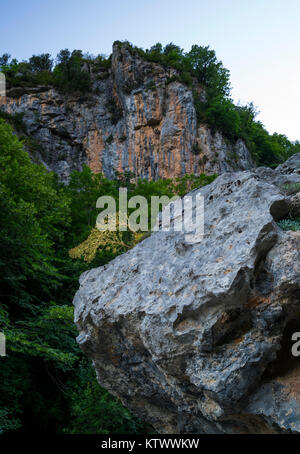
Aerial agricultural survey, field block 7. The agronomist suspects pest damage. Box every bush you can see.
[53,49,91,93]
[106,98,123,124]
[64,361,149,434]
[29,54,53,72]
[106,134,114,144]
[278,217,300,231]
[280,183,300,195]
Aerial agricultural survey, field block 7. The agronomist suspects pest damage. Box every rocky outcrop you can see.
[74,154,300,434]
[0,44,254,183]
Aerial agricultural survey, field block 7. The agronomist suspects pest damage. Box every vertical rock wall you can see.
[0,44,254,182]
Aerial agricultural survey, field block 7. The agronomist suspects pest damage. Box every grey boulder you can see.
[74,154,300,434]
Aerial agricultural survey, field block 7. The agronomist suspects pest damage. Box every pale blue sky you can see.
[1,0,300,140]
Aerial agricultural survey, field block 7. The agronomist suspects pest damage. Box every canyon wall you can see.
[0,44,254,182]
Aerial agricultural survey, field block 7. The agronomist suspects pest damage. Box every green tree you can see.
[0,53,11,68]
[0,120,75,432]
[187,45,230,98]
[54,49,91,92]
[29,53,53,72]
[64,360,149,434]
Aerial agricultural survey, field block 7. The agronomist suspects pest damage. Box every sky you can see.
[1,0,300,141]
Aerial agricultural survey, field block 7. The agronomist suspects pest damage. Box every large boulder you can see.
[74,154,300,434]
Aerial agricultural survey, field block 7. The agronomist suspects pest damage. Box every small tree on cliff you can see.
[187,45,231,99]
[29,53,53,72]
[54,49,91,92]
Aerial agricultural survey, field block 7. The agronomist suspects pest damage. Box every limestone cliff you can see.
[0,44,253,182]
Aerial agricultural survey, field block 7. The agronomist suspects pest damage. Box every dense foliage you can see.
[1,41,300,167]
[0,120,215,433]
[0,50,109,93]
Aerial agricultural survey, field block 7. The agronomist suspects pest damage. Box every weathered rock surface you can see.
[290,193,300,217]
[0,44,254,183]
[74,154,300,434]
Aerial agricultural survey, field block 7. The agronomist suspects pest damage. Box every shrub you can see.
[280,183,300,195]
[29,54,53,72]
[278,217,300,231]
[105,134,114,144]
[0,111,27,134]
[192,143,202,155]
[106,98,123,124]
[53,49,91,93]
[146,80,156,90]
[64,360,149,434]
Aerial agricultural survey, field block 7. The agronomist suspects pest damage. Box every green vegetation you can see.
[105,134,114,144]
[0,110,27,134]
[0,111,45,162]
[145,80,156,90]
[280,182,300,195]
[0,50,111,94]
[278,217,300,231]
[1,40,299,431]
[105,98,123,125]
[64,360,147,434]
[0,120,215,433]
[52,49,91,93]
[192,143,202,155]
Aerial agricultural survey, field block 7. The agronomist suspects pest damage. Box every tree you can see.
[187,45,230,98]
[148,42,162,54]
[54,49,91,92]
[0,119,75,432]
[0,53,11,68]
[29,53,53,72]
[64,360,148,434]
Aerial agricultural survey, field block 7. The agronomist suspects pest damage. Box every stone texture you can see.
[0,44,254,183]
[290,193,300,217]
[74,154,300,434]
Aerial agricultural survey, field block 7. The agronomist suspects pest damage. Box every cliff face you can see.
[1,44,253,182]
[73,154,300,434]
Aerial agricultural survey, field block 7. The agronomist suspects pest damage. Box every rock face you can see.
[0,44,254,183]
[74,154,300,434]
